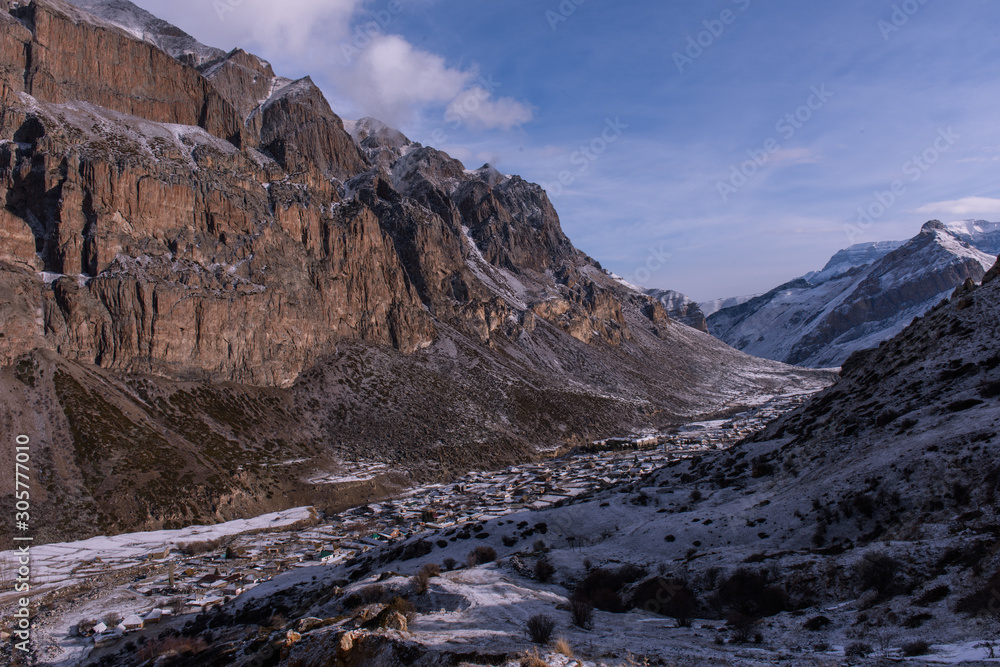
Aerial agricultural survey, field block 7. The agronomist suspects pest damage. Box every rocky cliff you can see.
[645,288,709,332]
[0,0,828,542]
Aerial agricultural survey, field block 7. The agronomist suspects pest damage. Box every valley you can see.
[0,392,816,666]
[0,1,998,665]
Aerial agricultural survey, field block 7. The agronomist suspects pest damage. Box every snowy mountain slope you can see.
[708,221,997,367]
[699,293,759,317]
[645,289,709,332]
[123,260,1000,666]
[946,218,1000,254]
[63,0,226,67]
[802,239,904,285]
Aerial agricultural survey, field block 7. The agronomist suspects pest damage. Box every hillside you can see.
[708,221,996,367]
[0,0,829,543]
[97,256,1000,667]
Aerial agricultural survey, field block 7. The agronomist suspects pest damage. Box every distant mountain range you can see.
[700,220,999,367]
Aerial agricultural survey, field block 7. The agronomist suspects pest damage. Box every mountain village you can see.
[1,394,809,659]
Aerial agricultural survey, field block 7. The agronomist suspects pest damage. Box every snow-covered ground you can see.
[0,507,314,594]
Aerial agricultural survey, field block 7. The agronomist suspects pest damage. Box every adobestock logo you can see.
[622,245,673,287]
[843,127,959,244]
[672,0,752,74]
[546,0,588,31]
[878,0,934,41]
[542,117,628,198]
[716,85,833,202]
[339,1,407,64]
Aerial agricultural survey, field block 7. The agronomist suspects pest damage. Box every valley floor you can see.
[3,392,815,666]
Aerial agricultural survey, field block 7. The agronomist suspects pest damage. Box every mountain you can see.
[119,254,1000,666]
[700,293,758,317]
[0,0,828,543]
[645,289,709,332]
[802,239,905,285]
[945,218,1000,254]
[707,221,997,367]
[59,0,225,67]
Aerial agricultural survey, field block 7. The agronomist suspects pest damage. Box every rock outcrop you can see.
[645,289,709,332]
[0,0,830,542]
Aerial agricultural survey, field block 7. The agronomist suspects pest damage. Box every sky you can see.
[129,0,1000,302]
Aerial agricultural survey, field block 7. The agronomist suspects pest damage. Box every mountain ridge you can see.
[706,220,997,367]
[0,0,829,543]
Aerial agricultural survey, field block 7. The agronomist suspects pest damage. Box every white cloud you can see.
[339,35,473,124]
[770,147,819,165]
[132,0,533,131]
[166,0,364,57]
[915,196,1000,217]
[445,87,534,131]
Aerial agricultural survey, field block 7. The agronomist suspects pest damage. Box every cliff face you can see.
[646,289,710,333]
[0,0,830,541]
[11,0,243,143]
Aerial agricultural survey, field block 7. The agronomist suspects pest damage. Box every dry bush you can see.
[135,636,208,662]
[570,599,594,629]
[845,641,873,658]
[902,640,932,656]
[420,563,441,577]
[411,569,431,595]
[467,545,497,567]
[535,558,556,583]
[520,648,548,667]
[553,637,574,658]
[386,596,417,620]
[526,614,556,644]
[360,583,386,605]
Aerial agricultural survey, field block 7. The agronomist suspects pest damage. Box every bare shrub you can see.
[535,558,556,583]
[902,640,931,656]
[526,614,556,644]
[135,637,208,662]
[553,637,574,658]
[411,569,431,595]
[386,596,417,620]
[845,641,873,658]
[570,599,594,629]
[520,648,548,667]
[467,546,497,567]
[855,552,903,597]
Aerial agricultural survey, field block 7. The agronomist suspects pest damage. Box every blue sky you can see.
[134,0,1000,301]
